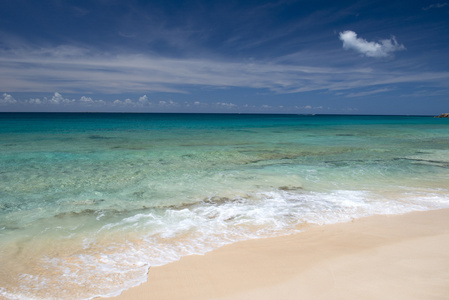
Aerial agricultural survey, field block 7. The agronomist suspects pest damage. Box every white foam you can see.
[2,188,449,300]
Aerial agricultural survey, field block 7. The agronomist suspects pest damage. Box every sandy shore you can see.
[106,209,449,300]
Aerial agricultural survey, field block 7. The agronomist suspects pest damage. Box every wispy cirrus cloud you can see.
[339,30,405,58]
[345,88,393,98]
[422,3,448,10]
[0,45,369,94]
[0,42,448,99]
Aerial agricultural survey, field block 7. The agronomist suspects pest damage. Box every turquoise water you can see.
[1,113,448,299]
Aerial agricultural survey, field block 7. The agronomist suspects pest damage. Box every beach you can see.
[1,114,449,299]
[108,208,449,300]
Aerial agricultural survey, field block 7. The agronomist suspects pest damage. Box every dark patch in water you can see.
[88,135,113,140]
[395,158,449,168]
[0,202,13,211]
[0,224,21,231]
[133,191,146,198]
[336,134,355,136]
[158,159,171,165]
[279,186,303,191]
[55,209,100,218]
[233,130,258,133]
[110,145,147,150]
[325,161,349,167]
[161,202,198,210]
[224,215,238,221]
[203,196,231,205]
[155,196,247,211]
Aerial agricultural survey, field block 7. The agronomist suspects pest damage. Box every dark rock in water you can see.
[435,113,449,118]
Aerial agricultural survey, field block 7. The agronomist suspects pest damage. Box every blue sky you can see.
[1,0,448,114]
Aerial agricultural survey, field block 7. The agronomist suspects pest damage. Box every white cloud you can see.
[28,98,42,104]
[1,93,17,104]
[80,96,94,103]
[113,98,136,106]
[79,96,106,106]
[339,30,405,58]
[23,93,108,106]
[298,105,323,110]
[50,92,73,104]
[216,102,237,108]
[423,3,448,10]
[138,95,149,103]
[159,100,176,106]
[112,98,135,106]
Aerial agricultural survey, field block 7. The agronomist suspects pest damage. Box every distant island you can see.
[435,113,449,118]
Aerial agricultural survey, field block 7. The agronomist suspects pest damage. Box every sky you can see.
[1,0,449,114]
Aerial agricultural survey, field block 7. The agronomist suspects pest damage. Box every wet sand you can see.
[106,209,449,300]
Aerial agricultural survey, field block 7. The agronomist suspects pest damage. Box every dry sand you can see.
[106,209,449,300]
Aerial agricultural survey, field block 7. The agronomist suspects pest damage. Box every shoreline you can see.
[105,209,449,300]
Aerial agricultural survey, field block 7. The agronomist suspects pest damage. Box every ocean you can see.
[1,113,448,299]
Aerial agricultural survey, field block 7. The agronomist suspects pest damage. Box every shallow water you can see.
[1,113,448,299]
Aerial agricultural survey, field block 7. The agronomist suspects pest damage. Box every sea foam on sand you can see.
[108,208,449,300]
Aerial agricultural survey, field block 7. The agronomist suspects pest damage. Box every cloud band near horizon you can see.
[1,28,448,103]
